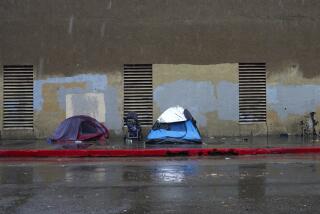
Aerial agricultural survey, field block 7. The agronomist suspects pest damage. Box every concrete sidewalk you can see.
[1,136,320,157]
[0,136,320,150]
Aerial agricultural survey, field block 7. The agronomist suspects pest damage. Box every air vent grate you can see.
[239,63,266,123]
[124,64,153,126]
[3,65,34,129]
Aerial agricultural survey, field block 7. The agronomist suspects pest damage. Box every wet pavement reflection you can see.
[1,155,320,213]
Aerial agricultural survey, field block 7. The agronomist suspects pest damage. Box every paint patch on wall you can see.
[154,80,214,126]
[66,93,106,122]
[34,74,122,133]
[34,74,107,111]
[267,85,320,119]
[216,81,239,121]
[154,80,239,127]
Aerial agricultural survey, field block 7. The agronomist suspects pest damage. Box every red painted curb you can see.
[1,147,320,157]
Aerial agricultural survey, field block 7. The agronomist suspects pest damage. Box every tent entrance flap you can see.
[80,121,98,134]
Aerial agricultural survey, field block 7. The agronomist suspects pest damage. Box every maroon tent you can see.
[48,115,109,145]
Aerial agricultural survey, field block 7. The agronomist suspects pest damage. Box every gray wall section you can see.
[1,0,320,77]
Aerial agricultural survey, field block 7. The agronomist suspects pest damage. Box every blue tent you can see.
[146,106,202,144]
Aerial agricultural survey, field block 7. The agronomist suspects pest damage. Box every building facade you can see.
[1,0,320,139]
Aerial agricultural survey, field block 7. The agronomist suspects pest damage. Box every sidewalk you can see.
[1,136,320,157]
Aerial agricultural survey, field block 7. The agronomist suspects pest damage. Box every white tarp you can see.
[157,106,187,123]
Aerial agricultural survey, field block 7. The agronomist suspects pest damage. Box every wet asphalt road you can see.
[1,155,320,214]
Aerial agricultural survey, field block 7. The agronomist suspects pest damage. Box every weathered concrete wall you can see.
[154,64,320,136]
[1,0,320,138]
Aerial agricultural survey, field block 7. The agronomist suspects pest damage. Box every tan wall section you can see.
[153,63,243,137]
[154,64,238,85]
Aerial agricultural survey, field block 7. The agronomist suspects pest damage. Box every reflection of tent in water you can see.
[48,115,109,147]
[146,106,202,144]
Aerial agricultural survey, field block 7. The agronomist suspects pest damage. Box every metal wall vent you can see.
[3,65,34,129]
[239,63,266,123]
[124,64,153,126]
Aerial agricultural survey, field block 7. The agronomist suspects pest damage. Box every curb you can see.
[1,147,320,157]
